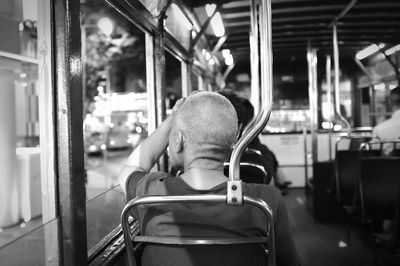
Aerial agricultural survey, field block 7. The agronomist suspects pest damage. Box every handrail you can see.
[333,24,351,134]
[249,0,260,115]
[224,161,268,178]
[361,140,400,153]
[121,195,275,266]
[329,0,359,27]
[228,0,273,204]
[326,55,333,161]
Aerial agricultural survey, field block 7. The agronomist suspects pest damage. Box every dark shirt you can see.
[126,171,301,266]
[249,137,279,179]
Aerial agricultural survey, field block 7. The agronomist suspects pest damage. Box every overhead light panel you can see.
[221,49,234,66]
[222,49,230,57]
[384,44,400,56]
[356,43,385,60]
[205,4,225,37]
[224,54,234,66]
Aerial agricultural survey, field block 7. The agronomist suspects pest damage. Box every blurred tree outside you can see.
[81,0,146,102]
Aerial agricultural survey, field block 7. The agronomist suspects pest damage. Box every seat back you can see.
[140,243,267,266]
[334,136,377,204]
[359,157,400,222]
[348,137,372,150]
[335,150,360,204]
[224,148,271,184]
[121,195,275,266]
[224,162,268,184]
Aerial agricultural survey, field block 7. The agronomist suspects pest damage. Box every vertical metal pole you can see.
[354,58,374,126]
[307,47,318,165]
[81,26,87,111]
[145,33,157,135]
[198,75,204,91]
[333,24,351,133]
[370,85,377,126]
[154,19,168,172]
[303,127,309,188]
[229,0,274,183]
[222,64,235,81]
[54,0,87,264]
[326,55,333,161]
[250,0,260,115]
[181,61,191,97]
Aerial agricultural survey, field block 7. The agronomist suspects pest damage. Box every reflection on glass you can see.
[0,218,59,265]
[137,0,169,17]
[81,0,148,250]
[0,0,53,250]
[86,187,125,251]
[165,4,192,50]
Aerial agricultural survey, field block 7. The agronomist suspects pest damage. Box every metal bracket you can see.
[153,0,173,20]
[227,180,243,205]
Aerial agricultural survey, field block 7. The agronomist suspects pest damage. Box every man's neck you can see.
[180,160,227,190]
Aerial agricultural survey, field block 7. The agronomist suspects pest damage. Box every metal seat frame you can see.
[121,195,275,266]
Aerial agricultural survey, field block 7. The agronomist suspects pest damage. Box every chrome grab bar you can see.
[228,0,273,205]
[361,140,400,152]
[333,24,351,133]
[121,195,275,266]
[224,161,268,178]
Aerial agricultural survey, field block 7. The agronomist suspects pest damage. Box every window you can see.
[81,0,148,250]
[165,51,182,110]
[0,0,58,263]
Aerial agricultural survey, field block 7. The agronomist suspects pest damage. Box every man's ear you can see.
[174,130,184,153]
[169,130,184,153]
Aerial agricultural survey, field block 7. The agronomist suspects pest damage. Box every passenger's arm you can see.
[118,98,185,192]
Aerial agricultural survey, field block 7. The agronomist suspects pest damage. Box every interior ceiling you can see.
[201,0,400,64]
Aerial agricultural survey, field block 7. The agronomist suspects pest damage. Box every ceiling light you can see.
[224,54,234,66]
[205,51,211,61]
[222,49,231,58]
[97,17,114,36]
[205,4,225,37]
[384,44,400,56]
[355,43,385,60]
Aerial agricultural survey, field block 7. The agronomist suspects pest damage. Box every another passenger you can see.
[119,92,301,266]
[220,90,291,191]
[372,86,400,154]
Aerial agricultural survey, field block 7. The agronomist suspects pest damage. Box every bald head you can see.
[173,92,238,162]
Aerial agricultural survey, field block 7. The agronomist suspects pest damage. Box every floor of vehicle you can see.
[285,189,399,266]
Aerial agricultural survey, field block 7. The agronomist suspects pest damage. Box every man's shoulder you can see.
[242,183,282,209]
[126,171,172,199]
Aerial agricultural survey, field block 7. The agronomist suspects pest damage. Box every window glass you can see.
[136,0,169,17]
[86,187,125,250]
[165,4,192,51]
[81,0,148,250]
[0,218,59,265]
[165,52,182,110]
[191,71,199,91]
[0,0,56,251]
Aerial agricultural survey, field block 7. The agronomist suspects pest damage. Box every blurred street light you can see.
[97,17,114,36]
